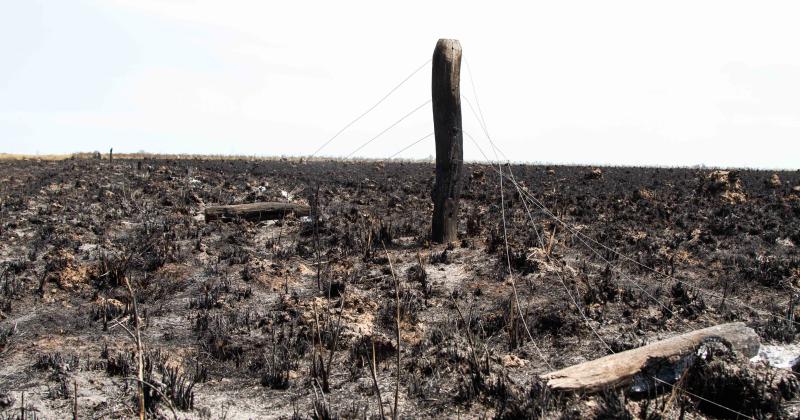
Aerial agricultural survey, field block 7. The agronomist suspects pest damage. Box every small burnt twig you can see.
[381,241,401,420]
[310,295,346,393]
[72,381,78,420]
[450,296,483,374]
[313,184,322,292]
[123,377,178,420]
[368,336,386,420]
[123,275,146,420]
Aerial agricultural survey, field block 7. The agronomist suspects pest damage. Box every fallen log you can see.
[541,322,760,393]
[204,202,310,222]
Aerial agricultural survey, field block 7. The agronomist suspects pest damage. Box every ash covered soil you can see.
[1,158,800,419]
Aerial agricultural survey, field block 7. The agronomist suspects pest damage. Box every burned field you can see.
[1,158,800,419]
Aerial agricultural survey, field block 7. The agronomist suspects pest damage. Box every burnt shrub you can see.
[757,314,797,343]
[92,252,128,289]
[509,249,539,275]
[0,260,27,299]
[406,263,428,293]
[117,349,198,413]
[683,340,800,418]
[430,248,449,265]
[218,244,250,265]
[203,329,243,364]
[162,365,196,410]
[533,303,580,336]
[322,280,345,299]
[34,352,80,374]
[378,289,424,328]
[124,225,184,273]
[0,324,16,354]
[670,282,705,319]
[348,334,396,371]
[104,351,134,378]
[193,310,245,364]
[258,322,305,390]
[495,377,561,420]
[583,266,619,306]
[486,228,504,255]
[740,255,799,289]
[466,211,482,237]
[189,278,231,310]
[593,390,632,420]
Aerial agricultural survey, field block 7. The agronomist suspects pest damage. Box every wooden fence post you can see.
[431,39,464,243]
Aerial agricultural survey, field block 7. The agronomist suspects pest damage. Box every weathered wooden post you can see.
[431,39,464,243]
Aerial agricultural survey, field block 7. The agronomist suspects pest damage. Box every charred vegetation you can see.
[0,158,798,418]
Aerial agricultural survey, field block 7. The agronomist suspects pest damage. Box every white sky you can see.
[1,1,799,168]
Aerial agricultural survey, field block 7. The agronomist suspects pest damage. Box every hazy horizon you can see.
[2,1,800,169]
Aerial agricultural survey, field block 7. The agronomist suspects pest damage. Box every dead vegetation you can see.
[0,158,799,418]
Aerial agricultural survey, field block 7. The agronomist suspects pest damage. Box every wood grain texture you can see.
[204,202,310,222]
[431,39,464,244]
[542,322,760,392]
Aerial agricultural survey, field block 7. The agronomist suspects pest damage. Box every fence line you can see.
[389,132,434,159]
[482,135,758,420]
[461,100,800,327]
[310,58,431,158]
[305,52,788,418]
[468,129,755,417]
[496,152,555,370]
[460,65,763,418]
[345,100,431,159]
[513,179,800,327]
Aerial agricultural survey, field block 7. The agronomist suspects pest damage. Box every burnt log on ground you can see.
[204,202,310,222]
[542,322,760,393]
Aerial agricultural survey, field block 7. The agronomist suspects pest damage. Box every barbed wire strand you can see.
[389,132,434,159]
[464,115,677,324]
[462,79,699,324]
[513,179,800,327]
[652,378,756,419]
[459,81,554,368]
[469,120,757,420]
[465,84,799,325]
[462,66,766,417]
[502,140,800,383]
[505,166,680,318]
[345,100,431,159]
[310,58,431,158]
[499,163,614,354]
[497,157,555,370]
[461,92,800,327]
